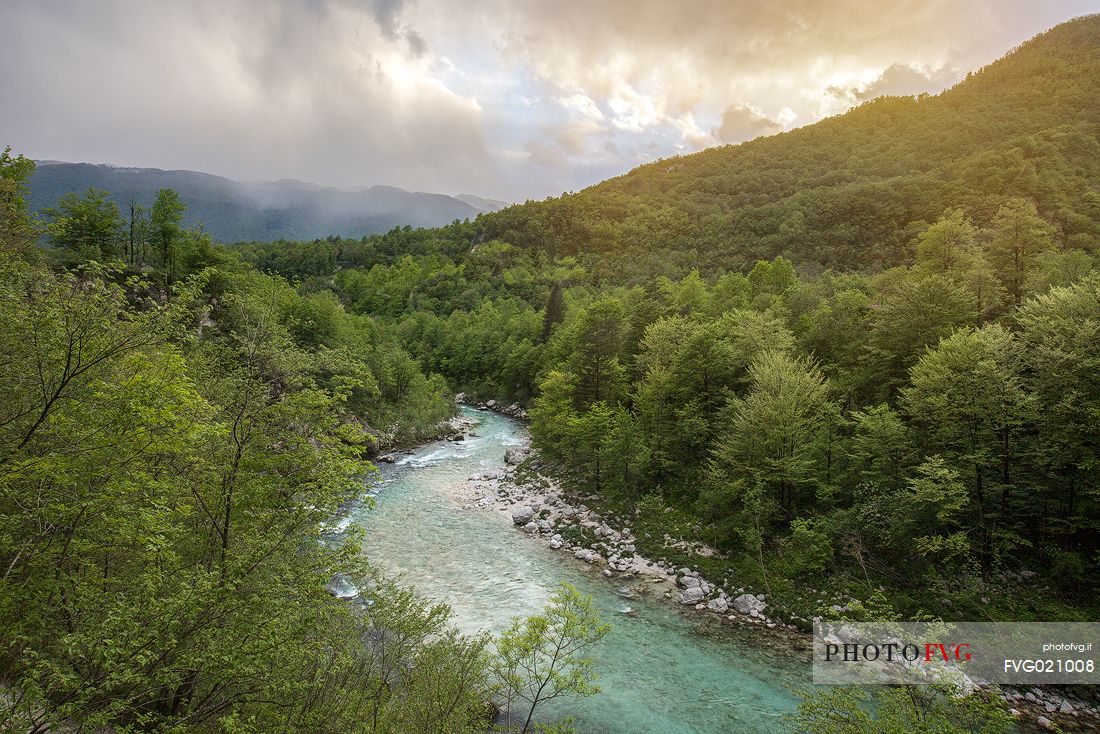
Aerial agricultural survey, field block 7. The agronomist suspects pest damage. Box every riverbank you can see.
[351,405,812,734]
[434,407,1100,733]
[446,421,808,647]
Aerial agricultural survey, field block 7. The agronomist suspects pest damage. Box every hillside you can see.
[477,15,1100,271]
[26,162,495,242]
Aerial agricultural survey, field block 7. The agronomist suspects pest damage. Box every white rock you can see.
[679,587,706,605]
[707,597,730,613]
[574,549,597,563]
[733,593,765,615]
[511,505,535,525]
[505,446,529,465]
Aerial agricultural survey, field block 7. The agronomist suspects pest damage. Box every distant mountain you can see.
[26,163,504,242]
[455,193,511,213]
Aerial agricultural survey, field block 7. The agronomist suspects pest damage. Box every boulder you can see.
[1037,716,1055,731]
[707,597,730,613]
[679,587,706,605]
[522,521,538,534]
[1059,700,1074,715]
[505,446,530,465]
[733,593,766,616]
[511,505,535,525]
[574,548,597,563]
[679,576,701,589]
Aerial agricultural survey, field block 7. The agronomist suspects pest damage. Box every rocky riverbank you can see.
[448,425,1099,732]
[454,439,804,643]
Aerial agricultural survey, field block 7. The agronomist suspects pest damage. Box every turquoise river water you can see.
[336,406,808,734]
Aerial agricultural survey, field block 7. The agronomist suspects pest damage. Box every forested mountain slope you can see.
[478,15,1100,270]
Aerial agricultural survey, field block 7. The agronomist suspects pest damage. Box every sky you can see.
[2,0,1098,201]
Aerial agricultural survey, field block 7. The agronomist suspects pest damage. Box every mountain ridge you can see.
[26,161,507,242]
[473,14,1100,272]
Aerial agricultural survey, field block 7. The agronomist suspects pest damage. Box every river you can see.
[339,406,807,734]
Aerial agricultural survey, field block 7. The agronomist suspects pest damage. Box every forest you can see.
[2,13,1099,734]
[0,149,614,733]
[226,18,1100,627]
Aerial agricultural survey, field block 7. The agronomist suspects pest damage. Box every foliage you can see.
[492,584,610,734]
[787,686,1013,734]
[0,182,481,731]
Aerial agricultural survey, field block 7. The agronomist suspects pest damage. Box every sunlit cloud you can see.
[1,0,1094,200]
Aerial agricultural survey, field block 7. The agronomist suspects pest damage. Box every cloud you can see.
[557,94,605,121]
[0,0,491,194]
[828,62,963,103]
[714,103,783,144]
[2,0,1094,200]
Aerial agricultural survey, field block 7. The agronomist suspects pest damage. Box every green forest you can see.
[230,16,1100,624]
[2,12,1100,734]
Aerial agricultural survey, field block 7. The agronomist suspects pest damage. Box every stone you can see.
[679,576,701,589]
[549,539,563,549]
[1036,716,1055,731]
[511,505,535,525]
[505,446,529,465]
[733,593,765,616]
[707,597,730,613]
[522,521,538,534]
[679,587,705,605]
[1059,700,1073,715]
[603,569,613,577]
